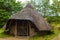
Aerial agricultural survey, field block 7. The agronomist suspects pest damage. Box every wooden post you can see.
[28,21,31,36]
[29,21,36,36]
[15,20,17,36]
[9,20,13,34]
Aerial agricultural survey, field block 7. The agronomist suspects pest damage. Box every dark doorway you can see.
[17,20,29,36]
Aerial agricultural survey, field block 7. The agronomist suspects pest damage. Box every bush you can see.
[46,16,60,23]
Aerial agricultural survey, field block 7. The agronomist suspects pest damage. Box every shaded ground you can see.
[0,37,28,40]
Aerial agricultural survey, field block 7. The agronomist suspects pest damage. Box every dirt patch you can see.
[0,37,29,40]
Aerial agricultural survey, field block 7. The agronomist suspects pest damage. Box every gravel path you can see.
[0,37,28,40]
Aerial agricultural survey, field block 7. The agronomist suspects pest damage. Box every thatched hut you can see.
[3,4,52,36]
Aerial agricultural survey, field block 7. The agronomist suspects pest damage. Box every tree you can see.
[0,9,10,28]
[30,0,51,17]
[0,0,22,14]
[0,0,22,28]
[50,0,60,16]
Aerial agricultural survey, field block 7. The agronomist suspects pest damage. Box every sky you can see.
[16,0,30,3]
[50,0,53,4]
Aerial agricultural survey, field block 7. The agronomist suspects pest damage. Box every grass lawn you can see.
[0,28,10,38]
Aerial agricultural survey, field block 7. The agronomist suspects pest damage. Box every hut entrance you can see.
[9,20,37,36]
[17,20,29,36]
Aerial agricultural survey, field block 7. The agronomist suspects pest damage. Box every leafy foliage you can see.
[46,16,60,23]
[0,0,22,28]
[0,9,10,28]
[30,0,51,16]
[30,0,60,16]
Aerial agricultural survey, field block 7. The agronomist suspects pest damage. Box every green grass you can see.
[29,23,60,40]
[0,28,10,38]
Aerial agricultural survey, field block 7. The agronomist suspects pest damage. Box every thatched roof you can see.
[6,4,52,30]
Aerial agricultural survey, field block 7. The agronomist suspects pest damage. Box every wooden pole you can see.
[15,20,17,36]
[9,20,13,34]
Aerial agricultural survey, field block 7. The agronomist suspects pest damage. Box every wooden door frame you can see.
[17,20,30,36]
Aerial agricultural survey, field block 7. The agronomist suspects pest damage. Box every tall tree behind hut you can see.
[0,0,22,28]
[30,0,51,17]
